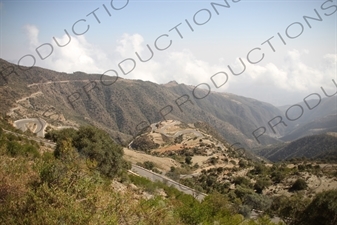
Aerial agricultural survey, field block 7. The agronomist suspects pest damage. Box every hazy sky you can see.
[1,0,336,106]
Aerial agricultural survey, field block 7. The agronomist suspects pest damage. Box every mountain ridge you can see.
[1,58,336,153]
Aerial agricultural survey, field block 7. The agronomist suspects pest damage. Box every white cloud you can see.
[243,50,334,92]
[116,33,145,58]
[22,28,336,105]
[111,35,224,86]
[164,49,220,85]
[225,50,337,105]
[23,25,109,73]
[24,24,39,48]
[323,54,337,68]
[49,35,104,73]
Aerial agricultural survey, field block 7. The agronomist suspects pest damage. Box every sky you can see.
[0,0,336,106]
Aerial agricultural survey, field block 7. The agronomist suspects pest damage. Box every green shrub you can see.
[244,193,272,211]
[239,204,251,218]
[238,159,247,168]
[6,141,23,156]
[251,163,267,175]
[290,178,307,192]
[234,185,255,200]
[185,156,192,165]
[254,178,272,194]
[143,161,155,170]
[45,128,77,142]
[271,171,286,183]
[233,176,251,188]
[294,189,337,225]
[6,141,40,158]
[270,193,310,223]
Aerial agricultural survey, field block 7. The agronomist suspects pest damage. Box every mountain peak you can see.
[162,80,179,87]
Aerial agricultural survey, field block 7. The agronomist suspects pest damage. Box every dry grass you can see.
[123,148,179,172]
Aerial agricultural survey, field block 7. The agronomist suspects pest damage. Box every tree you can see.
[201,192,234,219]
[185,156,192,165]
[294,189,337,225]
[271,171,286,183]
[45,128,77,142]
[143,161,155,170]
[50,126,128,178]
[239,159,247,168]
[290,178,307,192]
[72,126,127,177]
[254,178,271,194]
[233,176,251,188]
[234,185,255,200]
[244,193,272,211]
[251,163,267,175]
[166,167,180,181]
[239,205,251,218]
[271,194,310,224]
[54,138,75,159]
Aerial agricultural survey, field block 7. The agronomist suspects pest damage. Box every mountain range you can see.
[0,58,336,158]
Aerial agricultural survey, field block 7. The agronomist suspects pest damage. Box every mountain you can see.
[280,114,337,141]
[278,96,337,141]
[253,133,337,162]
[0,58,286,148]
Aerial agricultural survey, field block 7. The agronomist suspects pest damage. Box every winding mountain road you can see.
[27,80,103,87]
[13,118,47,137]
[7,91,43,116]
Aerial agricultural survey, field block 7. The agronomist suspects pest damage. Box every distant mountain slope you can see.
[254,133,337,162]
[281,114,337,141]
[278,96,337,141]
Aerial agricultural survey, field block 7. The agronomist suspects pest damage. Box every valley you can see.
[1,58,337,224]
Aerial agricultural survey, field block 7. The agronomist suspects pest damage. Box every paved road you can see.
[131,164,207,201]
[13,118,47,137]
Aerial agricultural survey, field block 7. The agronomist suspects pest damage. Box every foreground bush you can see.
[294,189,337,225]
[50,126,130,178]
